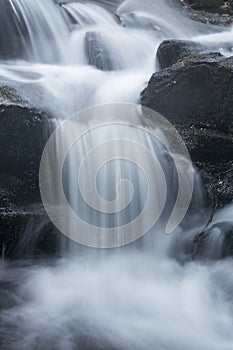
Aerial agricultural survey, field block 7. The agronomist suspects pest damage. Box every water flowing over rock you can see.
[85,31,114,71]
[141,44,233,207]
[0,0,67,62]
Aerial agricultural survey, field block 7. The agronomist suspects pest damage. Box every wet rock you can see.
[0,206,60,258]
[191,221,233,260]
[141,52,233,133]
[157,39,203,69]
[181,1,233,25]
[193,0,224,9]
[222,225,233,257]
[0,89,51,203]
[170,218,233,261]
[0,86,56,258]
[141,45,233,207]
[85,31,114,71]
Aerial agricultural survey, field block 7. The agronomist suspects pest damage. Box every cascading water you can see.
[1,0,233,349]
[0,0,201,117]
[0,0,68,62]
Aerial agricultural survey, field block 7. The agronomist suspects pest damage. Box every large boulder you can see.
[141,52,233,134]
[0,86,58,258]
[141,43,233,207]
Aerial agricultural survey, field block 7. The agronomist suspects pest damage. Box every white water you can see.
[0,0,203,118]
[1,254,233,350]
[0,0,233,349]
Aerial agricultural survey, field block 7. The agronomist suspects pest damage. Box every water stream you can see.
[0,0,233,349]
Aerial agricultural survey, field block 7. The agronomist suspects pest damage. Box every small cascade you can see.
[0,0,68,62]
[115,0,198,37]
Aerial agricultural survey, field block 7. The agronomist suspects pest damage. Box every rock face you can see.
[141,41,233,208]
[0,86,58,258]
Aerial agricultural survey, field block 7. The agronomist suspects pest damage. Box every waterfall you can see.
[1,1,233,349]
[0,0,205,119]
[39,103,204,250]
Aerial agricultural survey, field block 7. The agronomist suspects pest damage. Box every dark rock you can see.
[157,40,203,69]
[222,225,233,257]
[0,206,60,258]
[0,86,56,258]
[193,0,225,9]
[181,1,233,26]
[85,31,114,71]
[170,219,233,261]
[191,221,233,260]
[0,88,51,204]
[141,52,232,133]
[141,46,233,207]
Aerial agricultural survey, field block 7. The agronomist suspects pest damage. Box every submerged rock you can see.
[85,31,114,71]
[141,42,233,207]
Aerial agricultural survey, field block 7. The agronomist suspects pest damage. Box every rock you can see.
[0,86,57,258]
[85,31,114,71]
[0,88,51,203]
[156,39,203,69]
[0,206,60,258]
[220,2,232,12]
[169,206,233,261]
[181,1,233,26]
[193,0,224,9]
[141,45,233,207]
[190,221,233,260]
[141,52,233,133]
